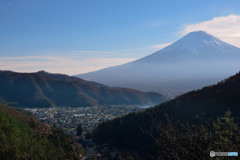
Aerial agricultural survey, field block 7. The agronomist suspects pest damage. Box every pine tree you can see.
[77,124,83,137]
[212,109,240,152]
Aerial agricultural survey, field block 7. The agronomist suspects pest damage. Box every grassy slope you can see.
[0,103,84,160]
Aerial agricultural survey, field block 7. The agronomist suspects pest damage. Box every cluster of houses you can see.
[25,105,143,136]
[25,105,144,159]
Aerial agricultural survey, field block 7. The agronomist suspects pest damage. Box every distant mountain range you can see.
[77,31,240,97]
[91,71,240,159]
[0,70,167,107]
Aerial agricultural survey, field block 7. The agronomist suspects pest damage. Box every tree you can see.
[29,118,36,128]
[77,124,83,137]
[212,109,240,152]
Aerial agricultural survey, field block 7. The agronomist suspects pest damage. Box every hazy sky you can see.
[1,0,240,75]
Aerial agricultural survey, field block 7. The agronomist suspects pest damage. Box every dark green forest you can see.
[0,103,84,160]
[0,70,167,108]
[91,72,240,159]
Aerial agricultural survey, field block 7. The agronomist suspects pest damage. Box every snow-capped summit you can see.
[137,31,240,64]
[173,31,224,49]
[77,31,240,97]
[161,30,239,54]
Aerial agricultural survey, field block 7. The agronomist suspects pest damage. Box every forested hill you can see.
[0,103,84,159]
[0,70,167,107]
[91,71,240,159]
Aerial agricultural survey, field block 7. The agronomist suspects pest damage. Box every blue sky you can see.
[1,0,240,74]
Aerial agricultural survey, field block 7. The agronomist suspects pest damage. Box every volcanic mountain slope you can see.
[77,31,240,97]
[91,71,240,159]
[0,70,167,107]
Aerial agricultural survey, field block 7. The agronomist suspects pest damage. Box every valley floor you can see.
[25,105,146,159]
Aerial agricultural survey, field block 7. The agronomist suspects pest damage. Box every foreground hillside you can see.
[0,103,84,159]
[0,70,167,108]
[91,71,240,159]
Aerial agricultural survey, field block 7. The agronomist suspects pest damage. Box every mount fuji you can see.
[76,31,240,97]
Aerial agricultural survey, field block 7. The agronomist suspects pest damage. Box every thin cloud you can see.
[152,43,172,49]
[0,56,135,75]
[0,56,65,61]
[69,50,118,54]
[146,19,164,27]
[148,21,162,27]
[180,14,240,47]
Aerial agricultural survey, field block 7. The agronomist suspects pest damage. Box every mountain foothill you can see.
[0,70,167,108]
